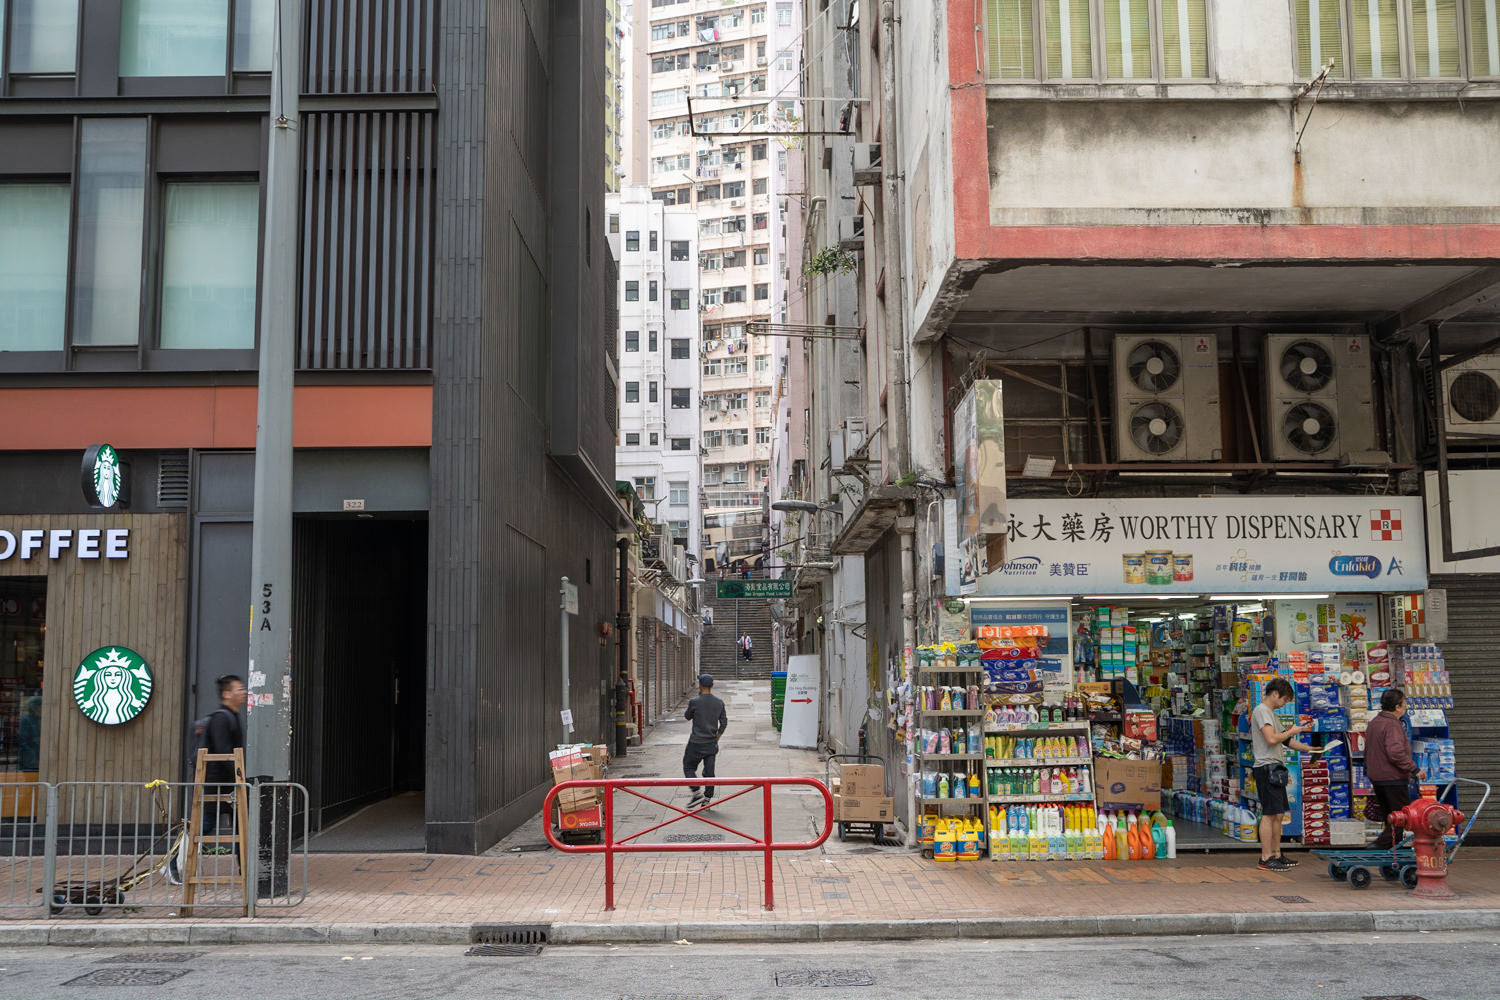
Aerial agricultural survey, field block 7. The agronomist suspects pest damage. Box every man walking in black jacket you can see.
[684,674,728,809]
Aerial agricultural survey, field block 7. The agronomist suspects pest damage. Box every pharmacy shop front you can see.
[915,494,1449,862]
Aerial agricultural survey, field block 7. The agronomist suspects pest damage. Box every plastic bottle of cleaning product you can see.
[1102,813,1117,860]
[1163,816,1177,859]
[1115,815,1129,860]
[938,773,950,798]
[1239,805,1256,842]
[1150,817,1167,859]
[1127,813,1144,860]
[968,772,981,799]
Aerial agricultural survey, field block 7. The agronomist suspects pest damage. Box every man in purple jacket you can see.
[1366,688,1425,849]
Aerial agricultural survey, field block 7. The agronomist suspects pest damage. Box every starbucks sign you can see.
[73,647,153,725]
[81,444,124,509]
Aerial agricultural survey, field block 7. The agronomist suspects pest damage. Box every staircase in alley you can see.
[699,597,777,681]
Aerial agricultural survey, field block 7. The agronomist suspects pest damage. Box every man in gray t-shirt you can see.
[1250,678,1313,872]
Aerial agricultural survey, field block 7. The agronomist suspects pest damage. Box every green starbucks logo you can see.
[73,647,153,725]
[82,443,123,509]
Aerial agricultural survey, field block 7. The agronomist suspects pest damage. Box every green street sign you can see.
[73,647,153,725]
[716,579,794,599]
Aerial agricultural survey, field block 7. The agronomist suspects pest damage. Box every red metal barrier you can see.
[542,777,833,911]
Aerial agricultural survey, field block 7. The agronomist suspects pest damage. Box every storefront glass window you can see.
[0,579,45,777]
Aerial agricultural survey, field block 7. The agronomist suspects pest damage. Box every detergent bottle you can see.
[1011,807,1027,859]
[1239,805,1257,842]
[1162,815,1177,859]
[968,772,981,799]
[1126,813,1144,860]
[1150,815,1168,859]
[1114,813,1129,860]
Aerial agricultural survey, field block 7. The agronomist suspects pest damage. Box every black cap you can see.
[698,673,714,688]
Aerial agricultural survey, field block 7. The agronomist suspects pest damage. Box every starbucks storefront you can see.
[0,516,187,812]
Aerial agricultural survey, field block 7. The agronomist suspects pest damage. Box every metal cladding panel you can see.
[299,111,434,370]
[305,0,437,94]
[1428,576,1500,832]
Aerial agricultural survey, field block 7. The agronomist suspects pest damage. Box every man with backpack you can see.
[169,675,246,884]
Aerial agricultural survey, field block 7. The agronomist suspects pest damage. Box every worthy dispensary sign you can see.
[963,496,1426,596]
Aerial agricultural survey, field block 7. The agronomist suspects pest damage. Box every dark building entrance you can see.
[292,518,427,835]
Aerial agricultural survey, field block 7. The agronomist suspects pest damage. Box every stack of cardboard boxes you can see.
[831,763,893,824]
[549,743,610,831]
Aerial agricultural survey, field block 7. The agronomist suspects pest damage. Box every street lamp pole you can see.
[246,0,302,784]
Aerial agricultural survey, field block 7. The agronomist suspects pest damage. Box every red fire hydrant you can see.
[1389,785,1465,900]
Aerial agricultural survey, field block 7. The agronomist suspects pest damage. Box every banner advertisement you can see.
[963,496,1426,596]
[953,380,1007,594]
[970,604,1072,699]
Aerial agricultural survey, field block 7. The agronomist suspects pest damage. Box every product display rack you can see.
[913,661,990,854]
[982,719,1095,858]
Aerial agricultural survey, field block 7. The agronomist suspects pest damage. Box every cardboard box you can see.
[557,786,602,812]
[1094,757,1162,812]
[838,764,885,797]
[557,803,603,831]
[835,795,894,822]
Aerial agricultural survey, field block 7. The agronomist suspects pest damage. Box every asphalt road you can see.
[0,931,1495,999]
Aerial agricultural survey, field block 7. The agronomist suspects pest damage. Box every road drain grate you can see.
[664,833,725,842]
[775,970,875,988]
[465,943,544,957]
[97,952,203,964]
[471,922,551,945]
[1272,895,1311,903]
[64,969,190,987]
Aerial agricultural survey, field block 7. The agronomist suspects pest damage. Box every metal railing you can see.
[543,776,832,911]
[0,779,307,918]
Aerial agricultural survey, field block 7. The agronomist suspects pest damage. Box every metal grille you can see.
[1272,895,1310,903]
[465,943,543,957]
[97,953,202,964]
[299,112,434,371]
[64,969,189,987]
[664,833,725,842]
[1428,576,1500,831]
[775,970,875,988]
[471,922,550,945]
[155,453,189,510]
[304,0,436,94]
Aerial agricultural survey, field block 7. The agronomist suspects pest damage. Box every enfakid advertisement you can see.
[956,496,1426,596]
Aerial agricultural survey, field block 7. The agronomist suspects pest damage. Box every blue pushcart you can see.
[1315,776,1488,890]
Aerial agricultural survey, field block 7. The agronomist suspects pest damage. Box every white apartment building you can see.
[634,0,801,575]
[608,188,702,561]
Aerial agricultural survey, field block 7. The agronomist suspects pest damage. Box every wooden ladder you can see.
[181,747,251,916]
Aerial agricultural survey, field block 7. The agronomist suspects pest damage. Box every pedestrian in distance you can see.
[1251,677,1314,872]
[1366,687,1425,849]
[169,675,246,885]
[683,673,728,809]
[741,633,753,662]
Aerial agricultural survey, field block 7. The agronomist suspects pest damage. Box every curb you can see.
[0,909,1496,946]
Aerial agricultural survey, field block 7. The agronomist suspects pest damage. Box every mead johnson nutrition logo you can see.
[73,647,153,725]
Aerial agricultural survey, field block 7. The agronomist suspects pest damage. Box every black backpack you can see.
[188,706,231,765]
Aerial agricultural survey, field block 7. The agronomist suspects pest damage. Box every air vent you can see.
[1125,339,1182,394]
[1129,401,1186,456]
[1282,401,1337,455]
[156,453,190,510]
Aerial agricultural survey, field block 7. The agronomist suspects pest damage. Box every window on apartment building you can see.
[725,463,749,484]
[984,0,1209,80]
[649,280,659,301]
[701,252,723,271]
[671,437,692,451]
[625,381,640,403]
[727,428,749,446]
[754,283,769,300]
[1298,0,1499,78]
[752,177,768,196]
[704,465,724,486]
[625,230,640,252]
[670,338,690,359]
[625,281,639,301]
[702,358,722,376]
[7,0,81,74]
[669,520,689,543]
[625,330,639,351]
[699,184,721,201]
[625,432,640,446]
[755,355,770,373]
[704,429,723,447]
[699,218,721,236]
[634,476,656,500]
[777,53,795,71]
[652,87,687,108]
[726,392,747,410]
[609,213,620,233]
[670,240,690,261]
[754,248,769,265]
[649,231,658,251]
[726,357,748,375]
[645,381,656,403]
[755,462,769,481]
[752,7,767,25]
[703,324,721,339]
[702,288,723,307]
[723,286,747,304]
[0,183,70,351]
[724,322,746,338]
[669,481,689,505]
[752,142,768,160]
[648,330,658,351]
[722,181,745,198]
[671,289,691,309]
[652,122,673,139]
[650,432,659,445]
[671,388,691,408]
[756,426,771,444]
[777,3,793,25]
[755,390,770,408]
[753,213,768,231]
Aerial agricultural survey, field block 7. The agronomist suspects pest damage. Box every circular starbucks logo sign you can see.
[82,444,123,509]
[73,647,153,725]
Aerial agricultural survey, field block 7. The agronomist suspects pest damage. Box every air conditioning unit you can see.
[836,214,865,250]
[1113,334,1223,461]
[730,198,745,208]
[852,143,882,185]
[756,55,768,66]
[721,61,736,72]
[1263,334,1377,461]
[827,430,847,471]
[1441,356,1500,436]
